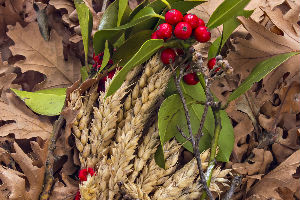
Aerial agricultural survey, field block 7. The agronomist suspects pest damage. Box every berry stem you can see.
[154,14,166,20]
[160,0,171,10]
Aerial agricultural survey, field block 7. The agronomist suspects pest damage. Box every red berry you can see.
[207,58,221,72]
[207,58,216,70]
[108,59,114,65]
[74,190,81,200]
[165,9,183,25]
[107,69,116,79]
[78,169,88,182]
[183,73,199,85]
[183,14,199,29]
[151,31,159,39]
[174,22,192,40]
[198,18,205,27]
[161,48,176,65]
[194,26,211,43]
[156,23,173,39]
[87,168,95,176]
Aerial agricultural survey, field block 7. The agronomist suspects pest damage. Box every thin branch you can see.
[177,126,191,142]
[173,70,214,200]
[222,175,242,200]
[40,115,65,200]
[101,0,109,12]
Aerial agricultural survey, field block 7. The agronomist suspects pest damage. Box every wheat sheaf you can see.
[69,54,230,200]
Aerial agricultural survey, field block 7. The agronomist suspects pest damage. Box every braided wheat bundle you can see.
[73,54,231,200]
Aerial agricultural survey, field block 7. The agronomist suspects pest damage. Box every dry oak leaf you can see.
[247,149,300,200]
[49,0,75,25]
[0,93,52,140]
[0,138,48,200]
[232,148,273,176]
[227,15,300,96]
[50,172,79,200]
[7,22,81,90]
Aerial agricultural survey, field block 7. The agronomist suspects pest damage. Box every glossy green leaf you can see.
[228,51,299,102]
[98,0,119,30]
[207,0,250,29]
[158,93,212,145]
[93,7,159,54]
[106,39,164,97]
[208,10,253,60]
[154,144,165,169]
[118,0,129,26]
[99,40,110,72]
[216,110,234,162]
[129,0,149,20]
[11,88,66,116]
[74,0,93,64]
[112,30,152,65]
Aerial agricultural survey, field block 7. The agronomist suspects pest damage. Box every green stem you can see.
[160,0,171,10]
[201,108,222,200]
[154,14,165,20]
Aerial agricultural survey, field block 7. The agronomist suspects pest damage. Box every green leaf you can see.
[129,0,149,20]
[106,39,164,97]
[11,88,66,116]
[118,0,129,26]
[98,0,119,30]
[99,40,110,72]
[80,66,89,82]
[74,0,93,64]
[228,51,300,102]
[112,30,152,65]
[207,0,250,29]
[216,110,234,162]
[154,144,165,169]
[93,7,159,54]
[208,10,253,60]
[158,93,213,146]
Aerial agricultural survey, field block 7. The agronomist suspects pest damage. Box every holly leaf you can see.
[106,39,164,97]
[208,9,253,60]
[93,7,160,54]
[118,0,130,26]
[228,51,300,102]
[112,30,152,65]
[207,0,251,29]
[11,88,66,116]
[74,0,93,64]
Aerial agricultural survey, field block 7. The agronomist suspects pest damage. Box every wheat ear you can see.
[137,139,181,194]
[129,122,159,182]
[107,67,172,199]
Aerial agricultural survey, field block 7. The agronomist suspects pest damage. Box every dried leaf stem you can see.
[39,115,64,200]
[172,64,214,200]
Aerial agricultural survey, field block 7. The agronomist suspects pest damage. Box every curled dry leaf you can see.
[247,150,300,200]
[7,22,81,90]
[0,136,48,200]
[0,93,52,140]
[50,172,79,200]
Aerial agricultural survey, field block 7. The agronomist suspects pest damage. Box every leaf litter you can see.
[0,0,299,199]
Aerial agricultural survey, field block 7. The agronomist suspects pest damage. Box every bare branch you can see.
[222,175,242,200]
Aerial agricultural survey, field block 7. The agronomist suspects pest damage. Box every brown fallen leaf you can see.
[0,93,52,140]
[7,22,81,90]
[247,149,300,199]
[50,172,79,200]
[227,14,300,97]
[0,137,48,200]
[232,148,273,176]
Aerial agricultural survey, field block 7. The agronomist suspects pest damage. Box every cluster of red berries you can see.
[151,10,211,43]
[92,52,114,71]
[74,168,95,200]
[93,52,121,92]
